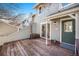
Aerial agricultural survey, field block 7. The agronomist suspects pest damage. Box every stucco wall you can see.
[51,20,60,42]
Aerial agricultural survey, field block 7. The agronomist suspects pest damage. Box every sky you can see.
[15,3,36,15]
[0,3,36,16]
[0,3,36,20]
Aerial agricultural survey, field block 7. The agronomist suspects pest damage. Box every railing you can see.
[0,30,17,45]
[0,19,19,29]
[0,28,30,45]
[0,30,17,37]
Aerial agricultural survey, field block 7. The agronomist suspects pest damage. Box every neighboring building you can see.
[33,3,79,52]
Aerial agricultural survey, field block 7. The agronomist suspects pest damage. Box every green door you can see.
[62,19,75,45]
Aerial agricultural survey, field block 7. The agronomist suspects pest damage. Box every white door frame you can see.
[60,17,74,43]
[40,21,52,41]
[40,22,47,39]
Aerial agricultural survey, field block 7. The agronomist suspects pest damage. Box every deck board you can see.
[0,38,74,56]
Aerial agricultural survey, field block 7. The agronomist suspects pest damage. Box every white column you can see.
[75,13,79,55]
[75,13,79,40]
[50,21,52,40]
[40,24,42,37]
[46,21,48,45]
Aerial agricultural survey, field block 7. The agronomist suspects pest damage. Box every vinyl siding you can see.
[51,20,60,41]
[34,3,62,34]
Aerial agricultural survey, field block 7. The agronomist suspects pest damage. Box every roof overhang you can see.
[46,7,79,20]
[33,3,40,9]
[33,3,47,9]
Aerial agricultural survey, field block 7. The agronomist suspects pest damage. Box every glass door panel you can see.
[47,23,50,38]
[42,24,46,37]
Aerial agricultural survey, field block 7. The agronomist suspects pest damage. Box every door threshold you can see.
[60,42,75,52]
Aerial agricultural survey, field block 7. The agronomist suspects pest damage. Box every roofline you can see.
[46,7,79,20]
[48,3,79,17]
[33,3,41,9]
[32,14,36,17]
[33,3,44,9]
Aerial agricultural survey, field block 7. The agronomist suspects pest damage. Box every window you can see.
[42,24,46,37]
[64,21,72,32]
[39,7,42,14]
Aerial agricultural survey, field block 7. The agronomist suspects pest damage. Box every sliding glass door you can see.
[41,23,51,39]
[42,24,46,37]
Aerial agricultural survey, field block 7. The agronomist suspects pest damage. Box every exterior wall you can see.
[38,3,62,23]
[0,22,30,45]
[51,20,60,42]
[33,14,40,34]
[34,3,62,34]
[32,23,37,33]
[36,22,40,34]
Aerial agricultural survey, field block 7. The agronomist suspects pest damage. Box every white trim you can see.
[46,21,48,45]
[40,22,46,39]
[75,13,79,55]
[75,13,79,39]
[40,23,46,39]
[60,19,62,43]
[47,21,51,40]
[40,21,51,39]
[68,14,76,19]
[40,21,52,45]
[50,21,52,40]
[46,7,79,20]
[40,24,42,37]
[40,21,47,24]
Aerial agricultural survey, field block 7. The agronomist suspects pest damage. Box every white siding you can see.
[33,14,41,34]
[32,23,37,33]
[51,20,60,41]
[34,3,62,34]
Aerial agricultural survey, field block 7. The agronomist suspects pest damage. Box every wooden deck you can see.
[0,38,74,56]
